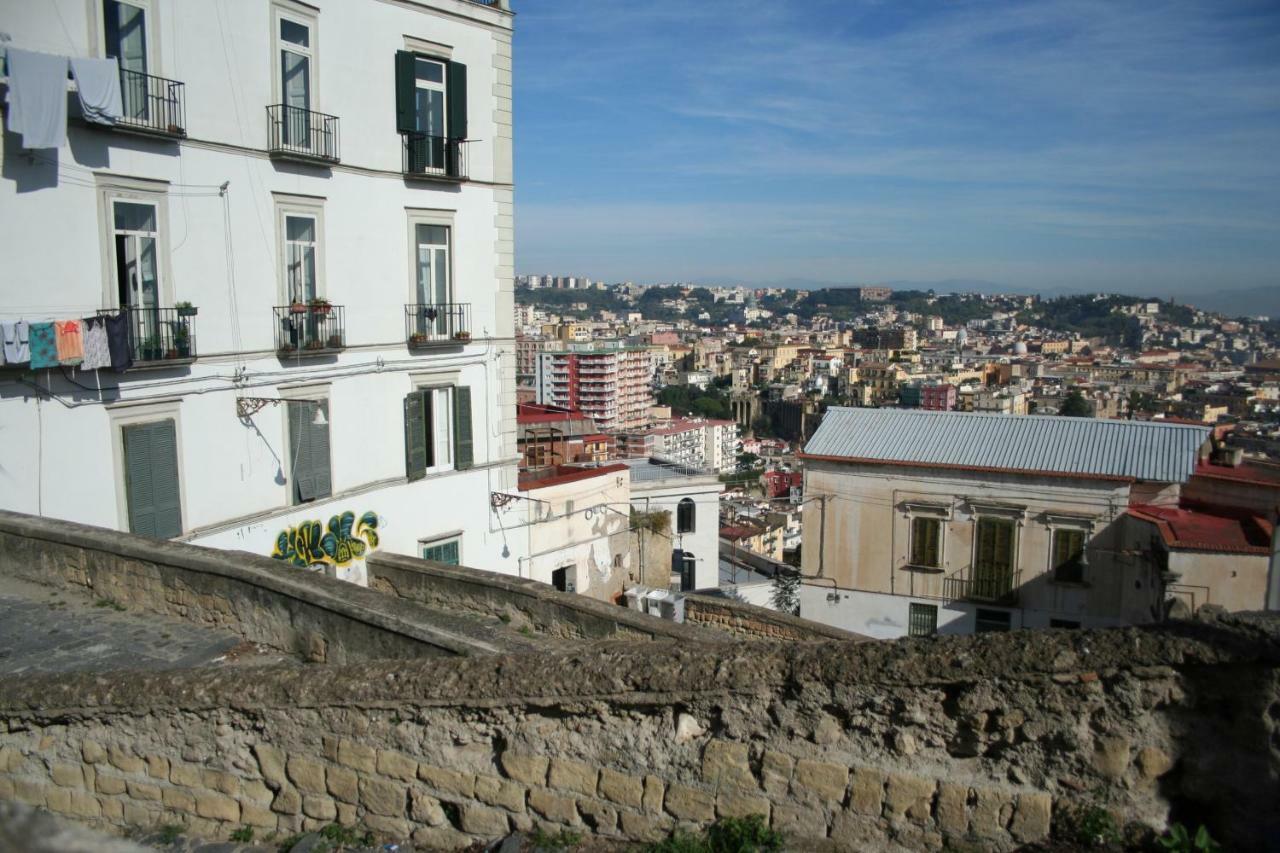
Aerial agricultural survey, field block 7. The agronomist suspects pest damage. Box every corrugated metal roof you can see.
[803,409,1210,483]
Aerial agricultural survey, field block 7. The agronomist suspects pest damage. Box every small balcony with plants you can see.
[275,300,345,357]
[267,105,341,165]
[942,566,1022,605]
[405,303,472,349]
[98,304,197,366]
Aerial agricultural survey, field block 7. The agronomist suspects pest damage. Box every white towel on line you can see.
[70,56,123,126]
[5,48,69,149]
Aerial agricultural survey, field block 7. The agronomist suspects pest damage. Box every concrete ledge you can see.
[0,510,508,661]
[368,551,709,642]
[683,592,863,641]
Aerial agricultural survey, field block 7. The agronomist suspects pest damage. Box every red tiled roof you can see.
[1127,504,1272,555]
[720,524,764,541]
[1192,459,1280,488]
[518,463,628,492]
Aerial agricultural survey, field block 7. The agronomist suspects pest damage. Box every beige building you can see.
[795,409,1253,638]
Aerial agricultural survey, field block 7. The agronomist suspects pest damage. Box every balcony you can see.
[274,304,346,357]
[112,69,186,138]
[405,303,472,349]
[401,133,468,182]
[267,105,340,165]
[943,568,1021,605]
[97,305,197,367]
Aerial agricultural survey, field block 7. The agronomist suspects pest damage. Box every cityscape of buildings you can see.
[0,1,1276,851]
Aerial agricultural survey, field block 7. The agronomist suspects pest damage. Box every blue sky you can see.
[513,0,1280,298]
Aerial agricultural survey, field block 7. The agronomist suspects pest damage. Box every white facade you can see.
[0,0,523,581]
[627,461,723,593]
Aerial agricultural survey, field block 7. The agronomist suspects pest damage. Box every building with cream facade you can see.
[0,0,522,583]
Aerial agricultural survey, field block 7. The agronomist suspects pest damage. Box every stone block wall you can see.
[682,594,857,641]
[2,615,1278,851]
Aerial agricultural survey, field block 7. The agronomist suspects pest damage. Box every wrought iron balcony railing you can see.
[274,304,346,356]
[97,305,197,365]
[943,568,1021,604]
[114,69,186,137]
[405,303,472,348]
[267,105,340,164]
[401,133,468,181]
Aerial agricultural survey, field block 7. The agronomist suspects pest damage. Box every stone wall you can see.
[0,511,521,661]
[2,614,1278,851]
[683,594,857,641]
[368,551,856,643]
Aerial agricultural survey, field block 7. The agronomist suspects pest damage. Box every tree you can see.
[1059,390,1093,418]
[736,452,760,471]
[1126,390,1155,419]
[770,568,801,615]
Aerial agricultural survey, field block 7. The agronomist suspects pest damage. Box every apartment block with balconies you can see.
[0,0,523,582]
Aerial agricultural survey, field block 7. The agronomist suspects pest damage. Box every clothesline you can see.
[2,311,150,373]
[4,47,123,149]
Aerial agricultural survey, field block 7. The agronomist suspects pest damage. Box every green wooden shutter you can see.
[453,386,474,470]
[289,404,315,502]
[310,402,332,500]
[395,51,417,132]
[404,391,427,480]
[124,420,182,539]
[446,61,467,140]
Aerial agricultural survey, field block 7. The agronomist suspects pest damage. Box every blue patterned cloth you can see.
[28,322,58,369]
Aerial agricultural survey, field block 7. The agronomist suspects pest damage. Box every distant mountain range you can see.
[727,278,1277,319]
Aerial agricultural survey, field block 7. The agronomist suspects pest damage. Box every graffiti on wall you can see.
[272,510,380,568]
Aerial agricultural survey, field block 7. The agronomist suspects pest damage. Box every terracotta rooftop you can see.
[1127,504,1272,555]
[1193,459,1280,488]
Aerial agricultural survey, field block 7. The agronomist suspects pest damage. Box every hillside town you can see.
[514,278,1280,635]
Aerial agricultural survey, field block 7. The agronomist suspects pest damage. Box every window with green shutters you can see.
[908,603,937,637]
[909,516,942,568]
[394,50,468,176]
[973,517,1016,598]
[288,400,331,505]
[422,537,460,566]
[1051,527,1086,584]
[404,385,473,479]
[122,419,183,540]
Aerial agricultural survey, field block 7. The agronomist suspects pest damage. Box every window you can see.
[677,498,696,534]
[421,536,461,566]
[272,3,318,148]
[908,603,937,637]
[113,200,160,311]
[404,386,473,480]
[1050,618,1080,629]
[122,419,182,539]
[287,400,331,505]
[1051,527,1086,584]
[414,224,452,335]
[909,516,942,568]
[673,549,696,592]
[975,608,1012,633]
[103,0,150,118]
[395,51,468,175]
[284,215,318,304]
[973,517,1016,598]
[552,566,574,593]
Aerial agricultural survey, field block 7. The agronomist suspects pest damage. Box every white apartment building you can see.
[534,341,653,431]
[616,418,739,475]
[0,0,522,584]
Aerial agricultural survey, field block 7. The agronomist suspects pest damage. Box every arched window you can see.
[677,497,696,533]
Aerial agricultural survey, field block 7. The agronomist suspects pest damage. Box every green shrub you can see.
[1157,823,1221,853]
[646,815,783,853]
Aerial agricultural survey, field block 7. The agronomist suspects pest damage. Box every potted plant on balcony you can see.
[279,342,297,354]
[409,332,428,347]
[175,301,198,318]
[309,297,332,316]
[452,330,472,343]
[289,300,308,315]
[305,338,325,351]
[173,323,192,358]
[327,333,343,349]
[140,336,163,362]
